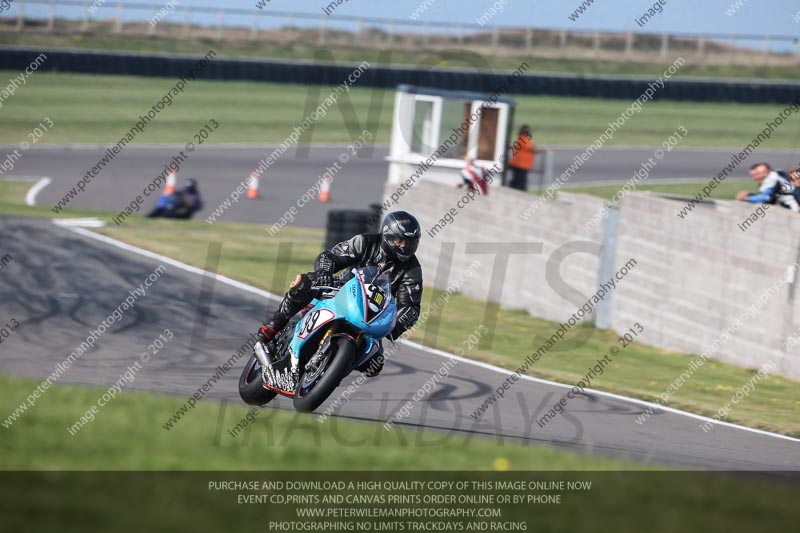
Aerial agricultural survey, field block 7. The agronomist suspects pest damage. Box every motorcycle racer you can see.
[258,211,423,378]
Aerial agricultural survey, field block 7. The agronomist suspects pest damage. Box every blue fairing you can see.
[288,267,397,370]
[156,193,180,210]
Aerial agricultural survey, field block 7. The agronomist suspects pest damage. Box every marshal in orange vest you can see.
[509,129,535,171]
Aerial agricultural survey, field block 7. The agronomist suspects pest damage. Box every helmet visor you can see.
[391,236,418,259]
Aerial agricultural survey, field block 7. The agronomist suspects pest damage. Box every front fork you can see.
[294,325,372,385]
[301,324,345,377]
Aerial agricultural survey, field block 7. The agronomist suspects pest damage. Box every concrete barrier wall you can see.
[611,193,800,378]
[385,179,608,328]
[385,181,800,378]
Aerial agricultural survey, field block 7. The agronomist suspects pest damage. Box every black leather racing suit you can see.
[269,233,424,344]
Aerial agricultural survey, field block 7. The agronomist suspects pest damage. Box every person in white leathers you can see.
[736,162,800,212]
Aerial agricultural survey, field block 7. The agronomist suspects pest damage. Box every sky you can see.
[18,0,800,50]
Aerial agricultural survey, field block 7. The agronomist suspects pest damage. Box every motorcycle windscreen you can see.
[357,267,397,337]
[334,267,397,336]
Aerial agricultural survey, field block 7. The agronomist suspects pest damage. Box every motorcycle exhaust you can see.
[254,342,274,369]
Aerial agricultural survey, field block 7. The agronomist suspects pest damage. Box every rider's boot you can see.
[258,286,306,348]
[356,343,385,377]
[257,316,295,388]
[257,274,317,389]
[259,317,286,342]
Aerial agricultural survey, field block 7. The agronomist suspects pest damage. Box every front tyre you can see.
[293,338,356,413]
[238,354,278,406]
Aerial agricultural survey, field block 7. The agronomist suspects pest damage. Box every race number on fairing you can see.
[297,308,335,339]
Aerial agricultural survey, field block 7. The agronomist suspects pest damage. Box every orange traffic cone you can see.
[164,165,177,195]
[319,173,331,202]
[247,171,259,199]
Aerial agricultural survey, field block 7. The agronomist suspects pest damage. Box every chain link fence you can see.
[3,0,799,67]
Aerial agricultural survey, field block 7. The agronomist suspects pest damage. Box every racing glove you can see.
[314,253,335,287]
[288,273,313,296]
[390,307,419,339]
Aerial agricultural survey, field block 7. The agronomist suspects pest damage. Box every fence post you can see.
[317,15,326,45]
[544,149,554,192]
[114,2,123,33]
[624,31,633,59]
[696,34,706,64]
[15,0,25,31]
[592,31,600,57]
[532,150,546,195]
[558,29,567,58]
[659,32,669,61]
[183,6,191,39]
[148,2,157,34]
[530,149,553,194]
[424,21,430,46]
[387,20,394,47]
[216,8,225,40]
[730,33,737,64]
[763,34,772,66]
[779,244,800,366]
[47,0,56,32]
[491,26,499,55]
[356,17,364,45]
[525,27,533,52]
[595,205,620,330]
[458,24,464,45]
[250,10,260,41]
[796,38,800,64]
[80,0,89,32]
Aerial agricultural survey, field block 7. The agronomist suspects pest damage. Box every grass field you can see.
[3,30,800,80]
[2,179,797,437]
[0,374,638,470]
[564,178,753,200]
[2,71,800,148]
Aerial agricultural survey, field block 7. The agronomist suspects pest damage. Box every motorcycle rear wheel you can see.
[238,354,279,406]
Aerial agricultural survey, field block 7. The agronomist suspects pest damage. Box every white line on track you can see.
[53,220,281,302]
[400,340,800,444]
[25,177,51,206]
[53,219,800,445]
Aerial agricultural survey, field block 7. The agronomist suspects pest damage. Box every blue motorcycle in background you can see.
[238,266,397,413]
[146,179,203,220]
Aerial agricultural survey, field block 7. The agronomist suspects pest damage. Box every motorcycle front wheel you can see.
[293,337,356,413]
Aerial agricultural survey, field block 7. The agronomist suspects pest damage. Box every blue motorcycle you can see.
[238,266,397,413]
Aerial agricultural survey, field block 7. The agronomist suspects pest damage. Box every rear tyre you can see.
[293,338,356,413]
[238,354,278,406]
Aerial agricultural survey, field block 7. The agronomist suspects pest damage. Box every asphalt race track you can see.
[1,216,797,470]
[7,144,800,228]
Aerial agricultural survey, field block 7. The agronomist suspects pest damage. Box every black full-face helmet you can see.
[380,211,421,262]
